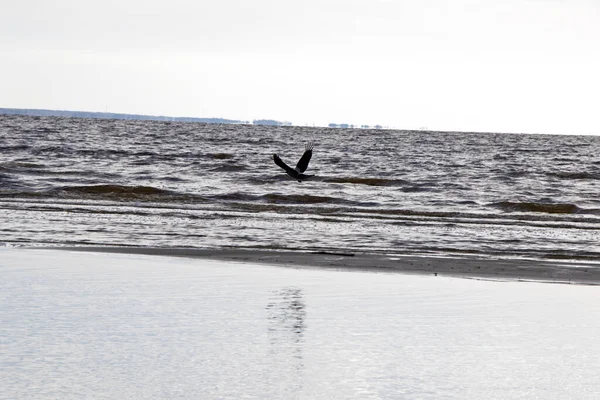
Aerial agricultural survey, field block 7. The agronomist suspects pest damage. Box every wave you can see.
[322,177,408,186]
[0,184,207,204]
[210,164,247,172]
[133,150,160,157]
[209,153,235,160]
[30,145,68,155]
[401,184,435,193]
[0,144,31,151]
[0,173,21,188]
[261,193,348,204]
[4,187,352,206]
[211,191,352,205]
[49,184,179,200]
[547,171,600,180]
[0,162,122,180]
[491,201,581,214]
[504,170,531,178]
[75,149,134,158]
[31,126,58,134]
[0,161,45,171]
[211,192,257,202]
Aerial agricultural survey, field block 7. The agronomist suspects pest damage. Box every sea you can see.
[1,114,600,260]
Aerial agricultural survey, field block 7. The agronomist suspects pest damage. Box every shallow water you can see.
[2,249,600,399]
[1,115,600,259]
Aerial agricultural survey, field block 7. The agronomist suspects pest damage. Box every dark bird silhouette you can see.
[273,142,315,182]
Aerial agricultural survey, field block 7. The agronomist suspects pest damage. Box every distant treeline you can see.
[1,107,388,130]
[252,119,292,126]
[0,108,246,125]
[329,123,384,129]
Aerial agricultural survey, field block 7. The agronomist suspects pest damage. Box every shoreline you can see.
[35,246,600,286]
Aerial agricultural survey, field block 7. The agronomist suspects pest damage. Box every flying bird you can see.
[273,142,315,182]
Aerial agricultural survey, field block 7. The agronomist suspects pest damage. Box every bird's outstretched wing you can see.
[294,142,313,173]
[273,154,297,177]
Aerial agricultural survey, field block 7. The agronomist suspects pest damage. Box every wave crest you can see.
[48,184,176,200]
[212,192,352,205]
[548,171,600,180]
[323,177,407,186]
[492,201,580,214]
[262,193,341,204]
[0,161,45,171]
[209,153,234,160]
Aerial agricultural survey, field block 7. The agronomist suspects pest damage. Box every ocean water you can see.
[3,249,600,399]
[1,114,600,260]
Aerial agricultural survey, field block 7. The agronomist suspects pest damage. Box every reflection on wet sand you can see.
[266,287,306,391]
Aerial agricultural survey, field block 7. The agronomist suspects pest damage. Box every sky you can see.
[1,0,599,134]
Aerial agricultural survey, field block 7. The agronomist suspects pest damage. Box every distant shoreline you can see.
[2,106,565,135]
[0,107,247,125]
[0,107,382,130]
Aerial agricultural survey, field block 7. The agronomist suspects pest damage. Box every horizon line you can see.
[0,106,582,136]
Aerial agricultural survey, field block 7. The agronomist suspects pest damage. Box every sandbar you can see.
[46,246,600,285]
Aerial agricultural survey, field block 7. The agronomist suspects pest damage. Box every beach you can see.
[2,247,600,399]
[3,115,600,398]
[4,1,600,397]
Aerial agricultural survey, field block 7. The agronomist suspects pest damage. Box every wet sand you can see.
[4,246,600,399]
[51,246,600,285]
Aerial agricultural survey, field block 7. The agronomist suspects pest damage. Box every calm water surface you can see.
[1,115,600,260]
[2,249,600,399]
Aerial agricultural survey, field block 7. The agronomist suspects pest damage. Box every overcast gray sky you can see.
[1,0,599,134]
